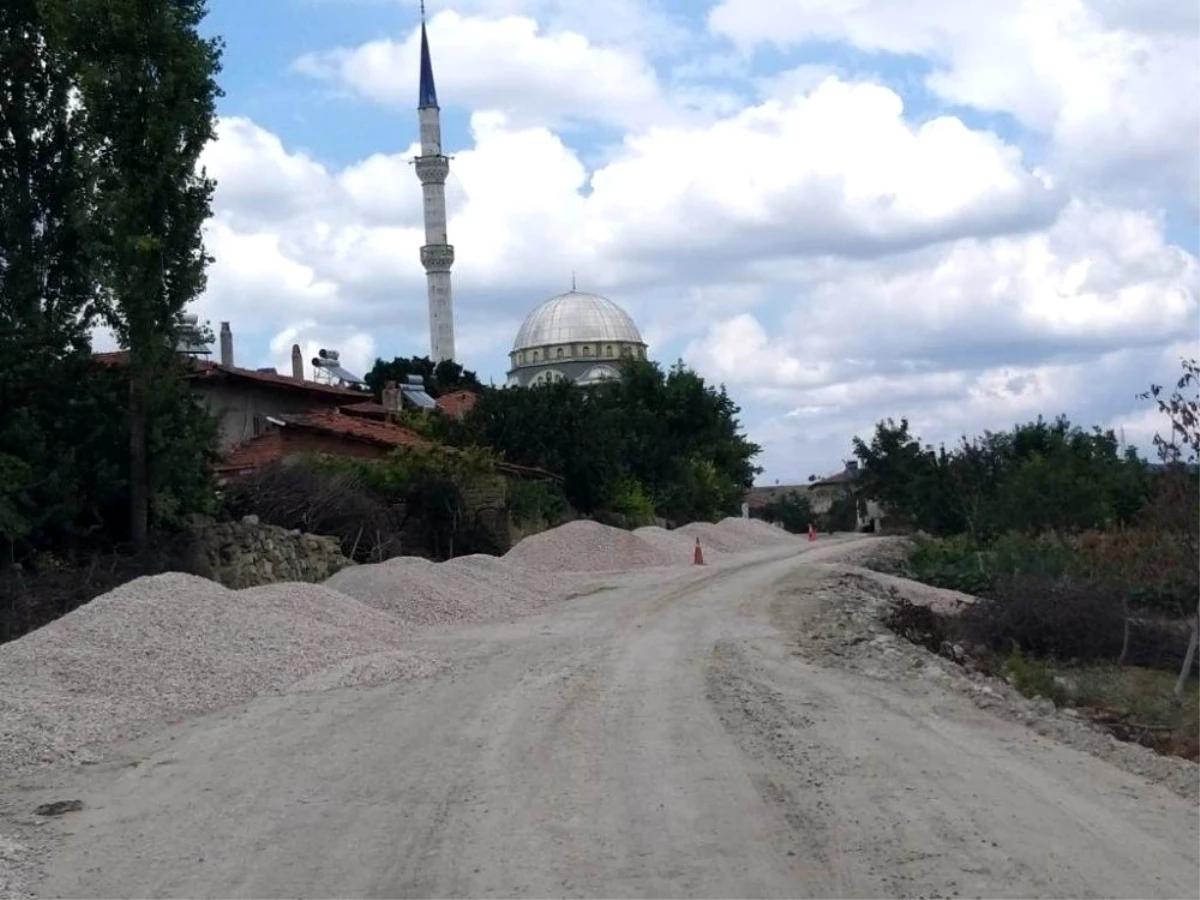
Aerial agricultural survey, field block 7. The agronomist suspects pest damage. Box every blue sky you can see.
[192,0,1199,483]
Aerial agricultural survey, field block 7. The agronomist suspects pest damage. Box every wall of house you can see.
[185,518,353,589]
[194,382,351,450]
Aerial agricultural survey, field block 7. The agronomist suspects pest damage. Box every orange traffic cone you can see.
[694,537,705,565]
[807,523,816,542]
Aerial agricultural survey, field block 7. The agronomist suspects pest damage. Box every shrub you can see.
[963,574,1125,661]
[507,479,571,529]
[220,462,403,562]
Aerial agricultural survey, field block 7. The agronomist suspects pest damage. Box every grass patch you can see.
[998,650,1199,761]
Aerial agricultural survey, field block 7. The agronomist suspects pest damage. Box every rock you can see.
[1032,698,1056,716]
[34,799,83,817]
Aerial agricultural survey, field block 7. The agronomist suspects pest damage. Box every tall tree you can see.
[0,0,98,551]
[46,0,223,548]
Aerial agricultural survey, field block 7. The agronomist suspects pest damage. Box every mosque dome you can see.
[512,290,644,351]
[507,289,649,388]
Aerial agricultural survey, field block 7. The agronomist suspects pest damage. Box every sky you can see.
[179,0,1198,485]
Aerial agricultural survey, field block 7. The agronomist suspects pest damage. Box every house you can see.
[93,348,369,452]
[215,408,557,484]
[743,484,810,514]
[807,461,886,532]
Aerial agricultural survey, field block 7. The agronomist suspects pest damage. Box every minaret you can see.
[414,4,456,362]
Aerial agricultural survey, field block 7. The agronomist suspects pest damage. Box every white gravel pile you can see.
[677,521,757,553]
[633,526,718,564]
[505,520,668,572]
[716,517,799,545]
[325,557,475,626]
[325,553,581,625]
[0,573,415,780]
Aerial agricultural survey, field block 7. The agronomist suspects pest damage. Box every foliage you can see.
[505,478,570,530]
[1138,358,1200,701]
[853,415,1148,538]
[821,488,861,533]
[756,490,813,534]
[457,359,761,523]
[606,477,657,527]
[364,355,484,398]
[41,0,223,548]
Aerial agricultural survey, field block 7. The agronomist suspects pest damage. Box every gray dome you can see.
[513,290,644,351]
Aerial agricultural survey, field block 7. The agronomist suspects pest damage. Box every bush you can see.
[507,479,571,529]
[964,574,1124,661]
[606,477,657,527]
[220,463,403,562]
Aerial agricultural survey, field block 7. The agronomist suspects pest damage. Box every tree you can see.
[1,0,98,555]
[759,490,814,534]
[365,355,484,398]
[45,0,223,549]
[456,359,761,521]
[1140,359,1200,703]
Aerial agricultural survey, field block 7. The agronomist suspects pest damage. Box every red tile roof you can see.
[340,400,390,420]
[215,431,285,475]
[93,351,367,399]
[436,389,479,418]
[280,409,431,449]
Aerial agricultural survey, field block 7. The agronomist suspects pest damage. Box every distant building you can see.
[506,289,649,388]
[807,461,885,532]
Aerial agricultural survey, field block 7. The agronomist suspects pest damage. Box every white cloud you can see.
[294,10,673,131]
[708,0,1200,205]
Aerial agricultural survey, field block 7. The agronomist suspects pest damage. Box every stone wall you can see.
[187,517,354,589]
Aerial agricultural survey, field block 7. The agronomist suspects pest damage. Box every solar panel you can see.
[400,387,438,409]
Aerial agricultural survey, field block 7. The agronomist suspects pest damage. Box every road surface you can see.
[6,541,1198,898]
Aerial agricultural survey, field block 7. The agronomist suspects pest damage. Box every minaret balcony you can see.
[415,155,450,184]
[420,243,455,271]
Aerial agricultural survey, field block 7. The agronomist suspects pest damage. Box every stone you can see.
[241,514,260,525]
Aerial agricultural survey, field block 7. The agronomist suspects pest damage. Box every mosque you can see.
[411,10,648,388]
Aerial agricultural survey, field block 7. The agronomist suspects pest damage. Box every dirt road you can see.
[6,541,1198,898]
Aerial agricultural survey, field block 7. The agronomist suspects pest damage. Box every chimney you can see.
[291,343,304,381]
[219,321,234,368]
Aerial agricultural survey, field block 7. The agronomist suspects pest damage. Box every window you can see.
[556,347,564,358]
[516,352,523,364]
[605,344,613,356]
[582,345,592,356]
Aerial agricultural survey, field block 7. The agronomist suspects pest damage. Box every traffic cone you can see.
[807,523,816,542]
[693,537,705,565]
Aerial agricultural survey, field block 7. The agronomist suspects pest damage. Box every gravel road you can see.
[4,538,1197,899]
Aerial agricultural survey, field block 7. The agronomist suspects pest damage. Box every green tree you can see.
[758,490,814,534]
[365,355,484,398]
[46,0,223,549]
[455,359,760,521]
[1,0,98,553]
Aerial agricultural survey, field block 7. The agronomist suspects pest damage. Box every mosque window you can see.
[605,344,613,356]
[556,347,564,358]
[620,346,631,357]
[582,345,591,356]
[516,352,523,364]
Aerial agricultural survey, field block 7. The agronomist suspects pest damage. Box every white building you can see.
[506,289,649,387]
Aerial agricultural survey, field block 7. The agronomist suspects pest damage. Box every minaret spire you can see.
[413,2,456,362]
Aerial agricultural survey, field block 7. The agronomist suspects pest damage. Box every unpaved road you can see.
[4,540,1198,899]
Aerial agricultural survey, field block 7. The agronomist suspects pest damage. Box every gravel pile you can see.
[677,521,757,553]
[325,557,476,626]
[633,526,717,564]
[505,520,668,572]
[325,553,582,625]
[0,573,415,780]
[716,517,799,546]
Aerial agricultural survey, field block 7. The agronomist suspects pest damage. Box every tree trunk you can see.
[129,372,149,552]
[1173,607,1199,705]
[1117,596,1131,668]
